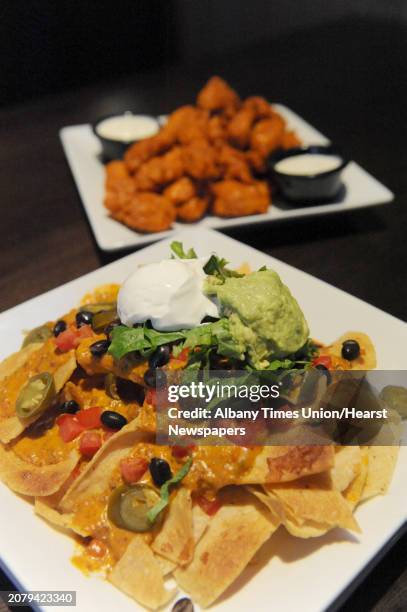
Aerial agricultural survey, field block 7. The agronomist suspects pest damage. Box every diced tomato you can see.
[120,457,148,484]
[55,324,93,352]
[55,328,77,352]
[171,444,195,459]
[196,494,222,516]
[312,355,332,369]
[86,538,107,558]
[79,432,102,458]
[77,325,93,339]
[77,406,103,429]
[57,414,84,442]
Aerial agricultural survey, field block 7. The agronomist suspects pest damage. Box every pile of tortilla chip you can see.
[0,296,401,611]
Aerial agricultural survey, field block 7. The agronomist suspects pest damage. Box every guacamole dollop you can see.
[206,269,309,368]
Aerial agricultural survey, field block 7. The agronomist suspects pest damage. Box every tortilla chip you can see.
[328,332,376,370]
[247,486,285,525]
[0,445,79,497]
[152,487,194,566]
[361,446,399,501]
[154,503,211,577]
[154,554,177,577]
[240,445,334,485]
[174,487,278,608]
[342,447,369,509]
[60,418,153,514]
[264,478,360,537]
[34,498,82,533]
[0,343,43,382]
[330,446,362,492]
[192,503,210,544]
[0,352,76,444]
[109,536,175,610]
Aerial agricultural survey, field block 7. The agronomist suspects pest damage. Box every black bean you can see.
[144,368,167,389]
[172,599,194,612]
[90,340,110,357]
[76,310,93,328]
[149,457,172,487]
[53,320,67,337]
[148,345,170,369]
[60,400,80,414]
[101,410,128,430]
[341,339,360,361]
[315,364,332,385]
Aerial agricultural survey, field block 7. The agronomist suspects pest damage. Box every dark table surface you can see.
[0,14,406,612]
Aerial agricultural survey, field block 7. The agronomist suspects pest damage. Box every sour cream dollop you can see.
[117,258,218,331]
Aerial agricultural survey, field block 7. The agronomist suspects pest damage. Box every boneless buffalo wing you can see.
[104,77,301,232]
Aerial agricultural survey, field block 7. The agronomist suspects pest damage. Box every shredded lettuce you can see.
[147,457,193,524]
[108,326,185,360]
[203,254,242,280]
[170,241,197,260]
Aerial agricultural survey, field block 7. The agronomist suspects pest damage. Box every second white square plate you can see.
[60,105,394,251]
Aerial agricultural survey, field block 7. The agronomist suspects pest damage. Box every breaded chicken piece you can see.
[134,147,184,191]
[212,180,270,217]
[244,96,273,118]
[281,130,302,149]
[177,196,209,222]
[197,76,240,114]
[124,127,175,173]
[227,106,256,148]
[105,160,135,193]
[208,115,228,145]
[108,192,176,233]
[104,188,133,217]
[165,106,209,145]
[182,141,219,180]
[163,177,196,206]
[245,149,267,174]
[250,115,286,158]
[217,145,254,183]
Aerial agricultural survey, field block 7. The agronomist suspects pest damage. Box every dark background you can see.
[1,0,406,108]
[0,1,406,611]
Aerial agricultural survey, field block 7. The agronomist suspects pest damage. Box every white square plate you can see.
[1,229,406,612]
[60,105,394,252]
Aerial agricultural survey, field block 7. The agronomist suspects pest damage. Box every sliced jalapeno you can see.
[380,385,407,418]
[16,372,56,419]
[92,309,118,333]
[108,484,160,532]
[22,325,52,348]
[80,302,116,315]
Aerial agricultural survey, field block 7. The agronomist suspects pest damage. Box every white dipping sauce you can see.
[96,114,159,142]
[274,154,342,176]
[117,258,219,331]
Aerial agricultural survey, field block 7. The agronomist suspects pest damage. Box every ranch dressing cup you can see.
[269,145,348,204]
[93,112,160,160]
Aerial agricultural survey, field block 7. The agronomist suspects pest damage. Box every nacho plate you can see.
[0,228,406,612]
